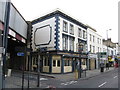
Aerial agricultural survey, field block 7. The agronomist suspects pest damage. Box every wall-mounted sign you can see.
[17,52,24,56]
[89,54,97,59]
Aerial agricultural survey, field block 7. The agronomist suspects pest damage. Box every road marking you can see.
[98,82,107,87]
[61,81,77,86]
[64,84,68,85]
[113,76,117,78]
[40,78,48,81]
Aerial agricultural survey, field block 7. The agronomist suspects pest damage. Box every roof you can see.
[86,24,97,32]
[31,9,87,29]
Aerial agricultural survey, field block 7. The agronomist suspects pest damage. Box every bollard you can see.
[7,69,12,77]
[75,69,78,80]
[84,70,86,77]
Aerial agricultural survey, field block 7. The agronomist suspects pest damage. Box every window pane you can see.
[62,35,68,50]
[78,28,81,37]
[90,34,91,41]
[83,31,85,39]
[63,21,68,32]
[69,60,72,66]
[57,60,60,67]
[64,60,67,66]
[53,60,56,67]
[70,24,74,35]
[68,60,70,66]
[43,56,49,66]
[69,37,74,51]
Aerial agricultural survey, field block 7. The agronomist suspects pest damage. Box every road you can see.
[53,68,118,88]
[40,68,118,88]
[5,68,118,89]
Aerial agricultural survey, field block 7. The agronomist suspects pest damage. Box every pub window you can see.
[90,34,92,41]
[57,60,60,67]
[70,24,74,35]
[78,28,82,38]
[68,60,70,66]
[97,38,99,44]
[64,60,68,66]
[83,30,86,39]
[69,60,72,66]
[90,45,92,52]
[69,37,74,51]
[62,35,68,50]
[93,35,95,42]
[33,57,37,65]
[43,56,49,66]
[63,21,68,32]
[64,58,72,66]
[53,60,56,67]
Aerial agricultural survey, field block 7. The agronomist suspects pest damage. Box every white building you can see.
[86,25,103,69]
[87,25,103,53]
[31,9,88,74]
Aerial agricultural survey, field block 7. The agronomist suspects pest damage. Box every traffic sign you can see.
[17,52,24,56]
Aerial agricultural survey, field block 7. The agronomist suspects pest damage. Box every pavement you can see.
[41,67,115,81]
[5,67,116,88]
[59,68,118,88]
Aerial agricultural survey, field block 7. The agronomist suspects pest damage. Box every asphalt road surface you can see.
[56,68,118,88]
[5,68,119,89]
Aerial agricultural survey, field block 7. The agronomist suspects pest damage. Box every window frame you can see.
[93,35,95,42]
[43,56,49,66]
[63,21,68,33]
[83,30,86,39]
[69,37,74,51]
[90,34,92,41]
[62,35,68,50]
[57,60,61,67]
[78,28,82,38]
[53,60,56,67]
[90,45,92,52]
[69,24,74,35]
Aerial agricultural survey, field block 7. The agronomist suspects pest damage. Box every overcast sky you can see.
[11,0,119,43]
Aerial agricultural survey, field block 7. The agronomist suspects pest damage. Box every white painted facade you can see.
[59,16,87,52]
[87,26,103,53]
[32,11,87,53]
[32,17,56,51]
[115,43,119,55]
[87,26,103,69]
[31,10,88,73]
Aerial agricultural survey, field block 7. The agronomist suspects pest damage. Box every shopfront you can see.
[0,2,28,71]
[88,53,97,70]
[31,51,88,74]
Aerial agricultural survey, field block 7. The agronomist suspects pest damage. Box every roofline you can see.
[86,24,103,37]
[86,24,97,32]
[31,9,87,29]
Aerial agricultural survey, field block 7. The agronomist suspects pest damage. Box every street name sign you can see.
[17,52,24,56]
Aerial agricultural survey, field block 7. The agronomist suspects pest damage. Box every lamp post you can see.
[106,29,111,64]
[34,25,52,87]
[2,1,11,89]
[78,43,83,78]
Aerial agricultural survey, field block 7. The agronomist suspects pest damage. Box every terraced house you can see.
[31,9,88,74]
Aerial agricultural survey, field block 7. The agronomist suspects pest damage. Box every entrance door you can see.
[90,59,95,70]
[52,56,61,73]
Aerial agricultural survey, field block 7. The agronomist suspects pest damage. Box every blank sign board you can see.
[34,25,52,46]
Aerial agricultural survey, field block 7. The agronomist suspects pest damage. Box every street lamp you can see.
[106,29,111,64]
[78,43,84,78]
